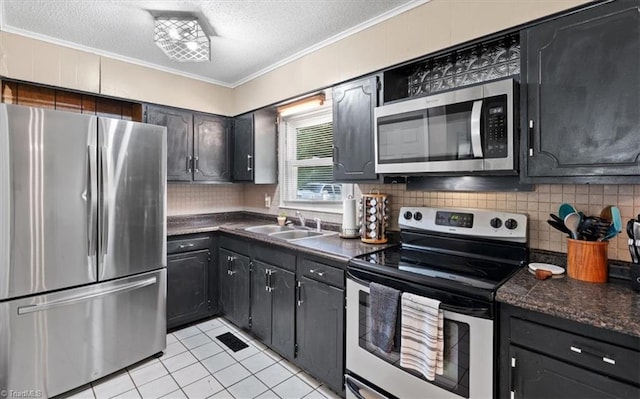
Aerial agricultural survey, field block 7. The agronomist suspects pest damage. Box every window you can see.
[279,100,350,212]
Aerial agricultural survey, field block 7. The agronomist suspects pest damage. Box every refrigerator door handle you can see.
[100,145,109,256]
[86,145,97,259]
[17,276,157,315]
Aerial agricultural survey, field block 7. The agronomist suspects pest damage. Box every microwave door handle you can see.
[470,100,483,158]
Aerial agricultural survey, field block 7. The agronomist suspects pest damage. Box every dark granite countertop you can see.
[167,212,396,263]
[497,267,640,338]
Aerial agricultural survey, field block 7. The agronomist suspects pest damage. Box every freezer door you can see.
[98,118,166,281]
[0,104,98,300]
[0,269,166,398]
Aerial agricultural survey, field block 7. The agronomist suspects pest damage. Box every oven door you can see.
[346,274,494,399]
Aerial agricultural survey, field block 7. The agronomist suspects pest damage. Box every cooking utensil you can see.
[601,207,622,241]
[579,216,610,241]
[547,219,571,236]
[559,203,577,220]
[564,212,581,240]
[600,205,613,222]
[550,213,565,225]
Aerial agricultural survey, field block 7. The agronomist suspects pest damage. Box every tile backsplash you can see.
[168,182,639,262]
[359,183,640,263]
[167,183,243,216]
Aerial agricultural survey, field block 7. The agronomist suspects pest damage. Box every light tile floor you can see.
[56,317,342,399]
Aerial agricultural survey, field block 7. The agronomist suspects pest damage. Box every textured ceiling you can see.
[1,0,422,87]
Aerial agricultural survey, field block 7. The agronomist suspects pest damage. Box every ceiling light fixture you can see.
[154,17,210,62]
[277,93,326,117]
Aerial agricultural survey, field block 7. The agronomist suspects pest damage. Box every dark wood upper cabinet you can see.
[146,105,232,183]
[332,74,379,182]
[522,0,640,183]
[232,109,277,183]
[233,113,254,182]
[146,105,194,182]
[194,113,231,182]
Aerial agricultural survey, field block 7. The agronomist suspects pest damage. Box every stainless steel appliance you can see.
[374,79,517,175]
[0,104,167,397]
[346,207,527,398]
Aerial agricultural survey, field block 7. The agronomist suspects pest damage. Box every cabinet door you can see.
[332,75,378,181]
[250,260,272,344]
[167,250,210,330]
[194,114,231,182]
[510,346,640,399]
[219,248,251,329]
[146,105,193,181]
[270,266,295,360]
[296,276,344,393]
[524,1,640,181]
[233,113,254,181]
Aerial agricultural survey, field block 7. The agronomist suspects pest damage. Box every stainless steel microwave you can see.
[374,79,517,174]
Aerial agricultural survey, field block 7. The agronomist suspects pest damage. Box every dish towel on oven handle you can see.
[399,292,444,381]
[369,282,401,353]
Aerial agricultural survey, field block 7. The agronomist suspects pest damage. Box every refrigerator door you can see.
[0,104,98,301]
[98,118,166,281]
[0,269,166,397]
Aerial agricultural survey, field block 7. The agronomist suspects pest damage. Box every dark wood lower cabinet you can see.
[219,248,251,330]
[167,250,210,330]
[500,304,640,399]
[296,276,345,393]
[251,260,296,359]
[509,346,639,399]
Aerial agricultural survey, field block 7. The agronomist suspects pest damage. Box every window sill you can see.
[280,201,343,215]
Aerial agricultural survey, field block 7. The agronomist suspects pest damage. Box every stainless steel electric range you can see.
[345,206,528,399]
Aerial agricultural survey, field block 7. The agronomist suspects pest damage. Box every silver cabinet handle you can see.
[296,281,303,306]
[247,154,253,171]
[470,100,483,158]
[528,120,535,157]
[571,345,616,365]
[309,269,325,277]
[603,357,616,365]
[227,256,237,276]
[18,277,157,315]
[186,155,192,173]
[178,243,195,249]
[194,156,199,172]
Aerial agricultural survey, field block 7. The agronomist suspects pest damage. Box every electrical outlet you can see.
[264,194,271,208]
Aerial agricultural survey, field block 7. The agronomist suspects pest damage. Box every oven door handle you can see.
[345,379,367,399]
[347,271,491,316]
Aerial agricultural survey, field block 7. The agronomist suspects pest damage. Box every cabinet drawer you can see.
[220,235,249,255]
[167,234,211,254]
[298,259,344,288]
[511,317,640,385]
[252,244,295,272]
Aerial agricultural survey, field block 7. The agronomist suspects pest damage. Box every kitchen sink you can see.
[269,230,326,240]
[244,224,336,241]
[244,225,295,234]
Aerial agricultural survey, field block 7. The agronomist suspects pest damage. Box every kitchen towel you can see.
[399,292,444,381]
[369,282,401,353]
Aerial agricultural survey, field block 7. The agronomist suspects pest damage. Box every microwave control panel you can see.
[484,95,508,158]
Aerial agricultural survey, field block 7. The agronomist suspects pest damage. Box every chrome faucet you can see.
[313,218,322,232]
[296,211,306,228]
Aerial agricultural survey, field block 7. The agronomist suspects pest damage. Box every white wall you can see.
[232,0,591,114]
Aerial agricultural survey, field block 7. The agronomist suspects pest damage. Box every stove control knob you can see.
[414,212,423,221]
[403,211,413,220]
[505,218,518,230]
[490,217,503,229]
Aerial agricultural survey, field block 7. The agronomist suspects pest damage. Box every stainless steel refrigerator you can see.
[0,103,167,397]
